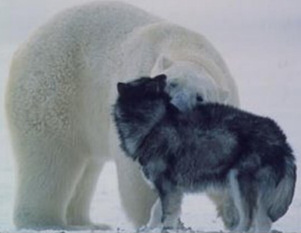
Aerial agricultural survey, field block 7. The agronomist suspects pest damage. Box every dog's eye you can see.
[196,95,203,102]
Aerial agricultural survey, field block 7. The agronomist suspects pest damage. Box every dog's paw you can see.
[271,230,283,233]
[162,226,177,233]
[138,225,163,233]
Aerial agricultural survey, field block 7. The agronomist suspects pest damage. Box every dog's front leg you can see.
[156,183,183,231]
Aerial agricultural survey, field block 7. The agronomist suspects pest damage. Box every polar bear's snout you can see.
[165,80,205,112]
[168,89,196,112]
[160,61,225,112]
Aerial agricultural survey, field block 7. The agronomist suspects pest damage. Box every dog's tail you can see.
[260,157,296,222]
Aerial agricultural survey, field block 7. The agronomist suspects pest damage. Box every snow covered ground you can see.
[0,0,300,232]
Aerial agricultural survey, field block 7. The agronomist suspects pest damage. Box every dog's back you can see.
[171,103,296,226]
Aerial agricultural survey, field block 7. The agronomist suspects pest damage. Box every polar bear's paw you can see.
[90,223,112,231]
[67,223,112,231]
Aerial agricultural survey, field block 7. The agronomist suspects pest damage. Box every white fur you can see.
[147,199,162,229]
[254,203,272,233]
[6,1,239,230]
[228,170,250,232]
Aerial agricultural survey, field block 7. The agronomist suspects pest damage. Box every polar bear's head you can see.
[151,56,230,112]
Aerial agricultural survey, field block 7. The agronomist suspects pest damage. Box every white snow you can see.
[0,0,300,232]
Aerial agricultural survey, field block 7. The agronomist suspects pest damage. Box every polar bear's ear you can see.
[152,55,173,74]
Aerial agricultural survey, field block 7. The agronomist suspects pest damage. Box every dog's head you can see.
[114,74,169,158]
[117,74,168,101]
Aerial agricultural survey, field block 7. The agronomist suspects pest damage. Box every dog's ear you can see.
[154,74,167,82]
[154,74,167,92]
[117,82,129,96]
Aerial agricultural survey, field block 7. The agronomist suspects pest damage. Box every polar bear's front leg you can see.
[115,152,157,227]
[147,198,162,228]
[66,158,111,230]
[13,137,87,230]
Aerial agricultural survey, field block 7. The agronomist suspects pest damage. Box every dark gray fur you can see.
[113,75,296,232]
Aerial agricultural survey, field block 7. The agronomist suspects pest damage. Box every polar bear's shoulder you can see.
[12,1,160,67]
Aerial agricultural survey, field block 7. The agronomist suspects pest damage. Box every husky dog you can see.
[113,75,296,232]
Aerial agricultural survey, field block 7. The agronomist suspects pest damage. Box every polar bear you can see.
[6,1,239,230]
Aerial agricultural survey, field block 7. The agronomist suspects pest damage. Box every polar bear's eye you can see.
[169,83,178,89]
[196,95,203,102]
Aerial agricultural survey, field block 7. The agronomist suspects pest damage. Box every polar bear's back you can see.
[6,2,160,141]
